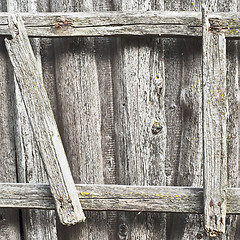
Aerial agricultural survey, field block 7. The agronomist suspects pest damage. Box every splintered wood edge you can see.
[5,15,85,225]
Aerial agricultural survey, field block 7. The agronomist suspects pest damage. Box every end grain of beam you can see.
[5,15,85,226]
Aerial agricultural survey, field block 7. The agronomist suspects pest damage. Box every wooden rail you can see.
[0,11,240,37]
[0,183,240,214]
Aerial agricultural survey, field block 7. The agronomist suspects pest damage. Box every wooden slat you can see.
[112,1,167,239]
[5,15,85,226]
[202,6,228,237]
[0,183,239,214]
[0,183,203,213]
[0,21,21,240]
[0,11,239,37]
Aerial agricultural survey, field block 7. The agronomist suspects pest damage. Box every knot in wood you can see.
[118,223,128,237]
[151,121,163,135]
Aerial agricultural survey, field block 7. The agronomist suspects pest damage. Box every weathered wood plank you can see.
[0,183,240,214]
[0,11,202,37]
[0,35,21,240]
[0,183,202,213]
[51,1,108,239]
[0,6,21,240]
[164,2,205,239]
[7,1,58,239]
[112,1,167,239]
[202,6,228,237]
[5,15,85,225]
[0,11,239,37]
[94,3,118,240]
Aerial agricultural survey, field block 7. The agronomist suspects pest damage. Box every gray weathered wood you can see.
[202,6,228,237]
[0,11,239,37]
[0,26,21,240]
[164,2,205,239]
[0,183,202,213]
[5,15,85,225]
[7,0,58,239]
[0,183,240,215]
[112,1,167,239]
[94,2,118,239]
[0,11,202,37]
[51,1,108,239]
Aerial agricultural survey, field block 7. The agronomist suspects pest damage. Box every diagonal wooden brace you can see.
[202,5,228,237]
[5,15,85,225]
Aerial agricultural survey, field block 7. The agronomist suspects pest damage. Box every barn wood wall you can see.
[0,0,239,239]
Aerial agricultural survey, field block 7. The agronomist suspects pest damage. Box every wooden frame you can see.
[1,7,239,237]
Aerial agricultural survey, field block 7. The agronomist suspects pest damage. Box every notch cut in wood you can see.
[202,5,228,237]
[5,15,85,225]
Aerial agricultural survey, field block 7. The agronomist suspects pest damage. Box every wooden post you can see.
[5,15,85,225]
[202,6,228,237]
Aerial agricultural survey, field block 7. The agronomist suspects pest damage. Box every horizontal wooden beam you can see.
[0,183,240,214]
[0,11,240,38]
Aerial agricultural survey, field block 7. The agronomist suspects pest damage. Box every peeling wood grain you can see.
[202,6,228,237]
[5,15,85,225]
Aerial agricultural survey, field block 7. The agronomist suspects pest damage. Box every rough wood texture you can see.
[1,183,240,215]
[94,2,118,239]
[51,1,108,239]
[5,15,85,225]
[206,4,239,240]
[111,1,167,239]
[202,6,228,237]
[0,26,21,240]
[0,183,202,213]
[0,11,239,37]
[7,0,58,239]
[7,0,57,240]
[164,2,205,239]
[1,0,240,239]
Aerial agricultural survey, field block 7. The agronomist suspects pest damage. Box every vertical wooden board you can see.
[164,38,184,187]
[165,0,239,239]
[111,0,166,239]
[207,1,239,239]
[168,39,204,240]
[163,1,204,239]
[51,1,109,239]
[7,1,58,239]
[203,13,227,236]
[0,38,21,240]
[94,2,117,239]
[0,2,21,240]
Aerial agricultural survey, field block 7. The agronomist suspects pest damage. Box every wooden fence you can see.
[0,0,240,239]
